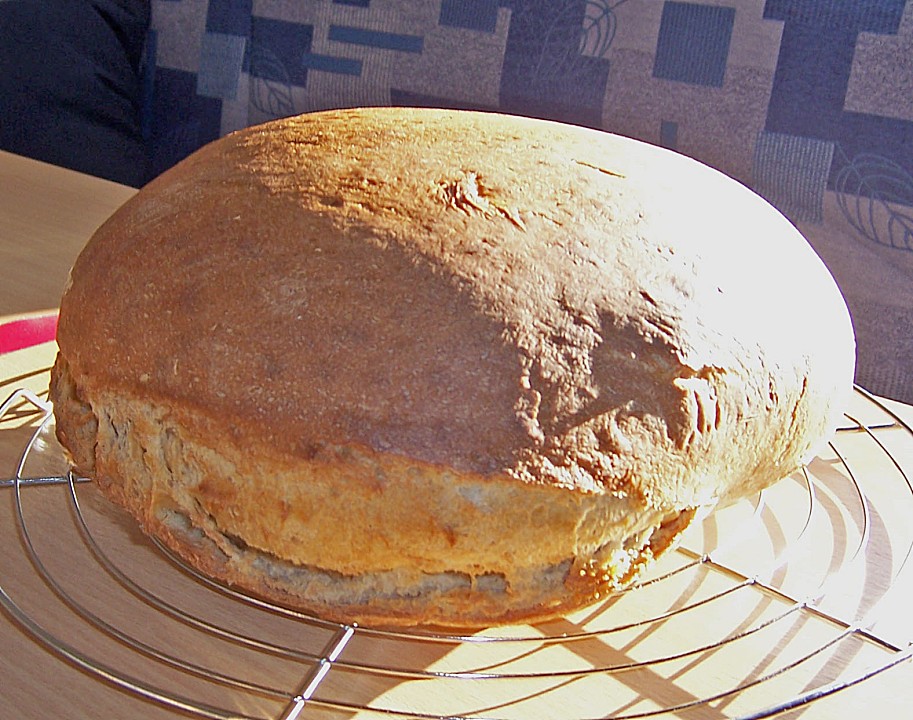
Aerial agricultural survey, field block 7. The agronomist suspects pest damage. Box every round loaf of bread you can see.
[51,107,855,627]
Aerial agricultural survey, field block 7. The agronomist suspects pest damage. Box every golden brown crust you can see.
[51,108,856,627]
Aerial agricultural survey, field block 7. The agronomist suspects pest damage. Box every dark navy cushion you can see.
[0,0,150,187]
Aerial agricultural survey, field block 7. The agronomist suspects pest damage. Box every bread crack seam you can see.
[574,160,625,178]
[437,172,526,231]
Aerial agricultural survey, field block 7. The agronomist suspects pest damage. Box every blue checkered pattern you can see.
[653,2,735,87]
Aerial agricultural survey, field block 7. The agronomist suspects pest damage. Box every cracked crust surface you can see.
[51,108,855,627]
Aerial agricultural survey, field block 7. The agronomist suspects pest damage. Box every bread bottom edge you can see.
[119,483,695,629]
[51,353,700,628]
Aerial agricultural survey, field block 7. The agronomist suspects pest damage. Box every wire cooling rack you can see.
[2,377,913,720]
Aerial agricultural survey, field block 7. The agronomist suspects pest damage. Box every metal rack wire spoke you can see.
[2,385,913,719]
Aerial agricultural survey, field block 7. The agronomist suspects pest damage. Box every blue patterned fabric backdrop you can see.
[68,1,913,402]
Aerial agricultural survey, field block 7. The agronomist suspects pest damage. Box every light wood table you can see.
[0,149,136,316]
[1,150,912,719]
